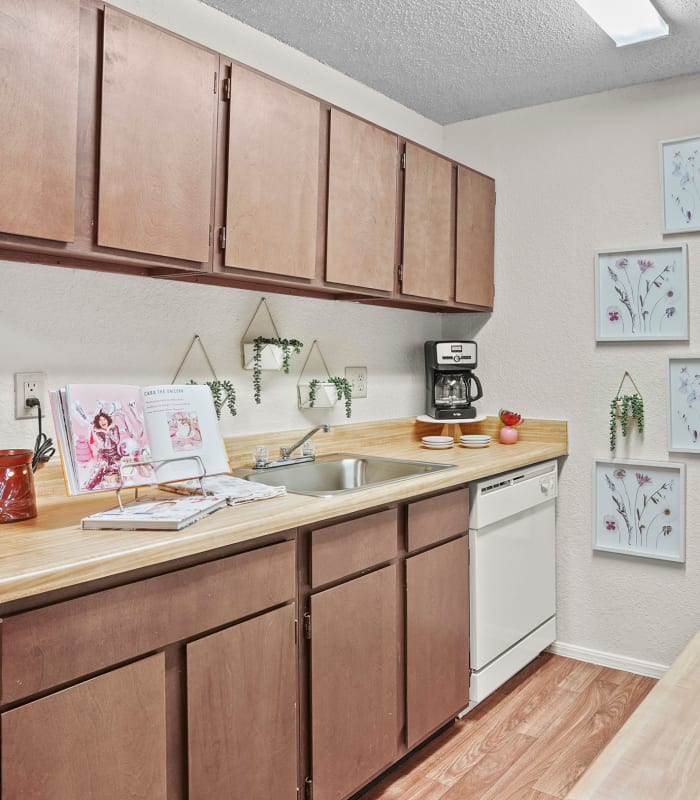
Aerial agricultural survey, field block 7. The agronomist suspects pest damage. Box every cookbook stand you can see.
[114,455,208,510]
[416,413,486,440]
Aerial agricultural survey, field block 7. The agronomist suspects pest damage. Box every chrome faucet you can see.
[254,424,331,469]
[280,424,331,459]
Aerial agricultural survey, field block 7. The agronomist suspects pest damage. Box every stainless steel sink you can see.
[242,452,455,498]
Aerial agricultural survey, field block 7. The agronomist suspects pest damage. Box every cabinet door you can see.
[406,536,469,747]
[401,142,454,301]
[1,653,166,800]
[98,8,217,263]
[456,165,495,308]
[326,109,398,291]
[225,64,321,279]
[0,0,79,242]
[311,565,399,800]
[187,604,298,800]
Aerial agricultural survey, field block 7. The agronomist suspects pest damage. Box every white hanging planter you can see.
[242,342,284,371]
[298,381,338,409]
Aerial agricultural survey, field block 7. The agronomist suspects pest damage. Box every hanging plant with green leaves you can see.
[188,379,236,419]
[252,336,303,404]
[609,371,644,451]
[308,376,353,418]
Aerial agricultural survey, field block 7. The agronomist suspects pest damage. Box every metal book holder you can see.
[114,454,208,511]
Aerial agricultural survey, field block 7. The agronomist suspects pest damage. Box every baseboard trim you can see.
[547,640,668,679]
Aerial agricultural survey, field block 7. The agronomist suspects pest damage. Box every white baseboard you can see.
[548,640,668,679]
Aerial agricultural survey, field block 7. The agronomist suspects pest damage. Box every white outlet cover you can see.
[14,371,47,419]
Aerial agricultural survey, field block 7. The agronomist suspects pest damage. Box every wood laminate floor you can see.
[357,653,656,800]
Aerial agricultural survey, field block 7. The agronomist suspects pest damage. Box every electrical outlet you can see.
[14,372,47,419]
[345,366,368,398]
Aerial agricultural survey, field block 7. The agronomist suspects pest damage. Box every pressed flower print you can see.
[594,460,685,562]
[661,136,700,233]
[596,245,688,341]
[668,357,700,452]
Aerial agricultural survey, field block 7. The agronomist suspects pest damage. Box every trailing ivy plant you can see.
[609,393,644,450]
[188,379,236,419]
[308,377,353,418]
[252,336,303,404]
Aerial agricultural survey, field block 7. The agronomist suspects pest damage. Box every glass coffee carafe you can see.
[434,373,469,408]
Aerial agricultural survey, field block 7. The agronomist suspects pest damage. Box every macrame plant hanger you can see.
[614,370,643,403]
[297,340,334,409]
[240,297,283,370]
[171,334,236,419]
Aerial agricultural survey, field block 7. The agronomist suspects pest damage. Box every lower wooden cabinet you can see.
[305,492,470,799]
[406,535,470,746]
[310,564,400,800]
[0,490,471,800]
[187,603,298,800]
[1,654,167,800]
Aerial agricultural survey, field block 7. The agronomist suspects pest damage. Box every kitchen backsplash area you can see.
[0,259,449,450]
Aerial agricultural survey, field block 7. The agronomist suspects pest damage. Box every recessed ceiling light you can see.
[574,0,669,47]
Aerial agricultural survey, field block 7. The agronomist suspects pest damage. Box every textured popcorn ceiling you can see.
[198,0,700,123]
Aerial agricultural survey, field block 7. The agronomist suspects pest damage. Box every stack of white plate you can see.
[460,434,491,448]
[421,435,454,449]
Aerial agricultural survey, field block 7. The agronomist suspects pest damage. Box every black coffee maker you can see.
[424,340,483,420]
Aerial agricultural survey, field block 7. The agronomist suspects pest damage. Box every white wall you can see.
[443,74,700,667]
[0,0,445,449]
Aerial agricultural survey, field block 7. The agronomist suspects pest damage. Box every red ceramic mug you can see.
[0,449,38,523]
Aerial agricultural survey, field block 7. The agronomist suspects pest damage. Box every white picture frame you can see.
[595,243,688,341]
[660,135,700,234]
[593,459,685,563]
[668,356,700,453]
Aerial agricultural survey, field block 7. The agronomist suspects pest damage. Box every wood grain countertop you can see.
[0,416,566,606]
[566,628,700,799]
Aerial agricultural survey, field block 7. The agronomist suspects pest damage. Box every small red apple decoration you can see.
[499,409,523,427]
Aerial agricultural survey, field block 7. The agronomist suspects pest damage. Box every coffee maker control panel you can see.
[434,341,477,367]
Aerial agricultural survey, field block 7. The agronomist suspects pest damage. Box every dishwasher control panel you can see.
[469,460,558,529]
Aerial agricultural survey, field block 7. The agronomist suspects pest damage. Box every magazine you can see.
[162,474,287,505]
[50,384,230,495]
[81,494,227,531]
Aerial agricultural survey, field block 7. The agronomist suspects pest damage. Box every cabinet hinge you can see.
[222,76,231,101]
[218,226,226,251]
[401,150,406,170]
[304,777,313,800]
[397,264,403,284]
[303,611,311,640]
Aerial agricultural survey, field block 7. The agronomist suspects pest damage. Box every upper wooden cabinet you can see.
[0,3,494,310]
[98,8,217,263]
[456,165,496,308]
[223,64,322,280]
[325,110,399,292]
[401,142,455,302]
[0,0,79,242]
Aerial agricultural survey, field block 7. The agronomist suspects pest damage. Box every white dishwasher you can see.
[468,459,558,706]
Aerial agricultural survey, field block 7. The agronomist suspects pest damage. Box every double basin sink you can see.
[243,453,454,498]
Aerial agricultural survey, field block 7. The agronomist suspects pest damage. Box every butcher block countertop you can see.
[0,416,566,606]
[566,628,700,800]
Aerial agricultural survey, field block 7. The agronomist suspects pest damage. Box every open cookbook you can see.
[50,383,230,495]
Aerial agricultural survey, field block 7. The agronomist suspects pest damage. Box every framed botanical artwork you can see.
[595,243,688,341]
[660,135,700,234]
[593,459,685,563]
[668,356,700,452]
